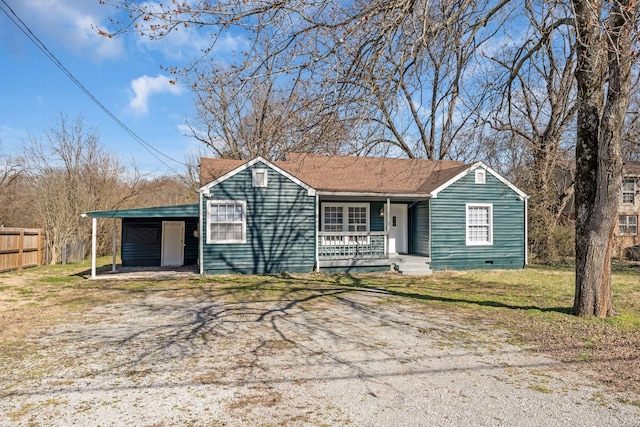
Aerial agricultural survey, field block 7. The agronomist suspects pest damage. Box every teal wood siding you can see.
[430,171,525,270]
[370,201,385,232]
[202,162,316,274]
[410,201,430,256]
[122,217,198,267]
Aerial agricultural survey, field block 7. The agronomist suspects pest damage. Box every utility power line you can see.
[0,0,189,174]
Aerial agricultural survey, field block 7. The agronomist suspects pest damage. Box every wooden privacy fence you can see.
[0,228,45,272]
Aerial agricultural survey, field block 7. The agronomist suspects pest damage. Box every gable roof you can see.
[199,156,315,194]
[430,161,528,199]
[199,153,528,198]
[200,154,469,195]
[199,158,247,185]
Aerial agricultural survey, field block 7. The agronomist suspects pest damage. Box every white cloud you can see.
[10,0,124,60]
[129,74,184,115]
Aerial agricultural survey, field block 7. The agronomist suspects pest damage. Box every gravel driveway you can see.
[1,287,638,426]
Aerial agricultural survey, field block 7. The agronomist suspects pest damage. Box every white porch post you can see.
[112,220,117,272]
[385,198,390,256]
[91,217,97,279]
[524,197,529,265]
[314,194,319,272]
[198,191,204,275]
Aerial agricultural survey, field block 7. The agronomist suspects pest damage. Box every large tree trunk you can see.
[572,0,636,317]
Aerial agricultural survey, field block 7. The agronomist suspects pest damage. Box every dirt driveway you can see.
[1,285,638,426]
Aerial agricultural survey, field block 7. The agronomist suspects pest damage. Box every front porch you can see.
[317,231,389,269]
[316,231,431,273]
[314,197,432,273]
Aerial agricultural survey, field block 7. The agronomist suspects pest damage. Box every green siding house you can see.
[85,153,528,277]
[199,158,316,274]
[197,154,527,275]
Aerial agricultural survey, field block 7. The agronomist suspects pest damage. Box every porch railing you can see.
[317,232,387,260]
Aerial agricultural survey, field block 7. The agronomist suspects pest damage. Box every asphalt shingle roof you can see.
[200,153,471,195]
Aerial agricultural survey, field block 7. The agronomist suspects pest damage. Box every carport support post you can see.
[112,220,117,272]
[91,217,97,279]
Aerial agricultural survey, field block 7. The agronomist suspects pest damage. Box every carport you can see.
[83,204,199,279]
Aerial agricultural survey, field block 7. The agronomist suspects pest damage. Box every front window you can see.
[348,206,368,232]
[323,205,343,232]
[466,203,493,245]
[622,179,636,204]
[322,203,369,232]
[207,200,246,244]
[321,203,370,246]
[619,215,638,235]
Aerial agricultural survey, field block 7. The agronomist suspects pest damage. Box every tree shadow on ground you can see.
[296,274,574,315]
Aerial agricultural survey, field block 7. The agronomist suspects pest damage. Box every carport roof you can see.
[84,204,199,218]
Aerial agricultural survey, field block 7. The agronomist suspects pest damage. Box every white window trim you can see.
[252,169,268,187]
[475,169,486,184]
[618,214,638,236]
[622,179,636,205]
[466,203,493,246]
[321,202,370,232]
[206,200,247,244]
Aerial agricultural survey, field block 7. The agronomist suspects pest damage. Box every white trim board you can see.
[430,162,528,200]
[199,156,316,196]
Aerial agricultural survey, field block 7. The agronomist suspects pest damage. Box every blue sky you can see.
[0,0,238,175]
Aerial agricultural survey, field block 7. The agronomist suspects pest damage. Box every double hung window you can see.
[622,179,636,205]
[207,200,246,244]
[348,206,368,232]
[321,203,369,244]
[466,203,493,245]
[322,203,369,232]
[618,215,638,235]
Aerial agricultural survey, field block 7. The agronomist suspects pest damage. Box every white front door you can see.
[388,204,408,254]
[161,221,184,267]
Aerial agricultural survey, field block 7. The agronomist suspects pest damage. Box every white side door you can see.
[388,204,408,254]
[161,221,185,267]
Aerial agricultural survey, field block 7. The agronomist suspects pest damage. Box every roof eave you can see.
[316,190,431,198]
[199,156,316,195]
[430,162,529,199]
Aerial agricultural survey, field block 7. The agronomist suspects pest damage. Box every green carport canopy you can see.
[85,204,199,218]
[83,204,199,278]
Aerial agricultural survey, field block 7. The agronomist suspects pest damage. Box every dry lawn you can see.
[0,259,639,402]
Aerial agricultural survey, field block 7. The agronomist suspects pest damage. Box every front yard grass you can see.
[0,259,638,396]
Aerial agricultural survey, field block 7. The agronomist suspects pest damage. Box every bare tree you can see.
[486,1,577,260]
[184,60,350,160]
[132,175,198,207]
[621,75,640,161]
[24,115,141,263]
[102,0,513,161]
[330,0,509,160]
[0,147,25,227]
[0,151,22,188]
[571,0,638,317]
